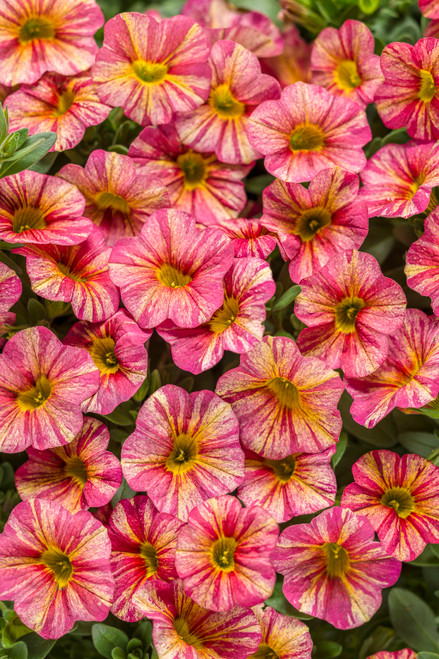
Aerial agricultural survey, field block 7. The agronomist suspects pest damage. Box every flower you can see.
[14,227,120,322]
[57,149,170,246]
[247,82,371,183]
[133,579,262,658]
[122,385,244,521]
[238,446,337,523]
[212,217,277,258]
[260,25,311,88]
[0,326,99,453]
[341,450,439,562]
[368,652,417,659]
[15,417,122,513]
[5,73,111,152]
[405,208,439,315]
[0,499,114,639]
[345,309,439,428]
[420,0,439,17]
[63,309,150,415]
[249,606,313,659]
[216,335,344,459]
[108,495,184,622]
[0,262,21,344]
[175,495,278,611]
[157,257,275,374]
[0,170,94,246]
[273,506,401,629]
[310,20,383,108]
[109,209,233,329]
[375,38,439,141]
[92,13,211,126]
[0,0,104,86]
[359,142,439,218]
[128,123,251,225]
[261,168,368,283]
[295,250,406,378]
[176,39,280,165]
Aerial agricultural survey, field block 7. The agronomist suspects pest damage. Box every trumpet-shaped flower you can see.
[212,217,277,258]
[260,25,311,88]
[0,262,21,344]
[249,606,313,659]
[405,208,439,315]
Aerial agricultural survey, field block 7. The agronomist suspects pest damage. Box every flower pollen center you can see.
[64,456,88,486]
[264,455,296,483]
[177,152,208,190]
[211,536,237,572]
[267,377,300,410]
[17,376,52,411]
[132,60,168,84]
[96,191,131,215]
[54,90,76,116]
[324,542,350,579]
[335,296,365,333]
[166,433,198,474]
[157,264,192,289]
[12,206,47,233]
[289,123,325,152]
[295,207,332,242]
[89,336,119,374]
[139,541,159,577]
[57,262,85,282]
[173,617,203,649]
[209,296,240,333]
[418,69,436,102]
[210,83,245,119]
[334,59,362,91]
[40,547,73,588]
[250,646,280,659]
[381,487,415,518]
[19,17,55,43]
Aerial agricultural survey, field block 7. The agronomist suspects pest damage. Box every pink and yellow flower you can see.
[212,217,277,258]
[359,142,439,218]
[14,227,120,322]
[420,0,439,17]
[341,450,439,562]
[261,168,368,283]
[0,326,99,453]
[58,149,170,246]
[0,170,93,246]
[0,499,114,639]
[109,209,233,330]
[5,73,111,152]
[345,309,439,427]
[295,250,406,378]
[15,417,122,513]
[260,25,311,88]
[108,495,184,622]
[176,39,280,165]
[0,0,104,86]
[247,82,371,183]
[376,38,439,141]
[368,652,417,659]
[238,446,337,524]
[122,385,244,521]
[311,20,383,108]
[273,506,401,629]
[128,123,251,225]
[249,606,313,659]
[405,208,439,315]
[0,262,21,343]
[157,257,275,374]
[216,335,344,459]
[176,495,278,611]
[92,13,211,126]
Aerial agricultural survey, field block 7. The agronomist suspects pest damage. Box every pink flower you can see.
[0,262,21,344]
[250,606,313,659]
[420,0,439,17]
[405,207,439,315]
[368,652,417,659]
[260,25,311,88]
[211,217,277,258]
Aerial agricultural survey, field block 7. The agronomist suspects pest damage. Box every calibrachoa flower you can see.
[107,495,184,622]
[216,335,344,459]
[359,142,439,218]
[92,13,211,126]
[405,208,439,315]
[0,0,104,86]
[128,123,251,225]
[175,495,278,611]
[0,261,21,343]
[261,168,369,283]
[0,170,93,246]
[63,310,151,415]
[212,217,277,258]
[122,385,244,521]
[14,227,120,322]
[249,606,313,659]
[157,257,275,374]
[345,309,439,428]
[133,579,262,658]
[311,20,383,108]
[238,446,337,523]
[5,73,111,152]
[0,326,99,453]
[376,38,439,141]
[0,499,114,639]
[420,0,439,17]
[368,652,417,659]
[295,250,406,378]
[341,450,439,562]
[260,25,311,87]
[109,209,233,329]
[176,39,280,165]
[247,82,371,183]
[273,506,401,629]
[58,150,170,246]
[15,417,122,513]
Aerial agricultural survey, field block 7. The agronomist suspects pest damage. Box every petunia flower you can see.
[249,605,313,659]
[15,417,122,513]
[0,499,114,639]
[368,652,417,659]
[92,13,211,126]
[122,385,244,522]
[0,262,21,344]
[0,326,99,453]
[216,335,344,459]
[211,217,278,258]
[260,25,311,88]
[405,207,439,315]
[273,506,401,629]
[420,0,439,17]
[295,250,406,377]
[175,495,278,611]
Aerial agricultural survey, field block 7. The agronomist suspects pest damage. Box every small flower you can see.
[405,208,439,315]
[0,262,21,344]
[368,652,417,659]
[212,217,277,258]
[122,385,244,521]
[0,326,99,453]
[273,507,401,629]
[260,25,311,88]
[15,417,122,513]
[249,605,313,659]
[176,495,278,611]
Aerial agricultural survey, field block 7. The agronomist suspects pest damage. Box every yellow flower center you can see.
[165,433,198,474]
[157,264,192,289]
[139,541,158,577]
[208,296,240,333]
[16,376,52,411]
[407,172,427,199]
[250,646,280,659]
[209,83,245,119]
[95,191,131,215]
[173,618,203,649]
[324,542,350,579]
[64,456,88,486]
[54,90,75,116]
[57,262,85,282]
[12,206,47,233]
[267,377,300,410]
[289,123,325,152]
[264,455,296,483]
[89,336,119,375]
[334,296,365,333]
[132,60,168,85]
[381,487,415,519]
[177,152,208,190]
[40,548,73,588]
[418,69,436,102]
[18,17,55,44]
[211,536,237,572]
[295,207,332,242]
[334,59,362,91]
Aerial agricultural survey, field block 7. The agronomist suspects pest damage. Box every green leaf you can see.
[102,401,135,426]
[381,128,409,146]
[408,544,439,567]
[0,641,28,659]
[111,478,136,507]
[111,649,126,659]
[418,654,439,659]
[29,152,58,174]
[108,145,129,155]
[133,375,149,403]
[22,633,56,659]
[264,581,313,620]
[359,0,380,13]
[314,640,343,658]
[398,431,438,458]
[245,174,274,195]
[331,431,348,468]
[92,624,129,659]
[149,369,161,396]
[388,588,439,652]
[272,286,302,311]
[27,299,46,325]
[0,133,56,178]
